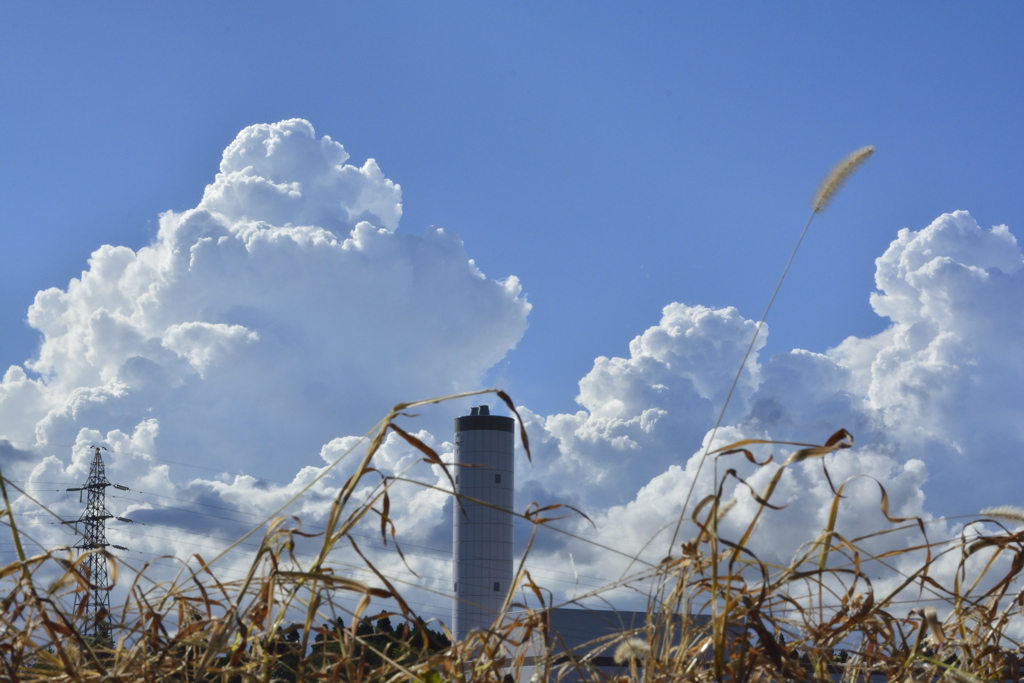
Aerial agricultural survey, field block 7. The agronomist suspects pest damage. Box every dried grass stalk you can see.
[921,606,946,644]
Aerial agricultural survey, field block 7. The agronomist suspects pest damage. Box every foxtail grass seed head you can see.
[715,498,737,525]
[812,146,874,213]
[613,638,651,665]
[980,505,1024,526]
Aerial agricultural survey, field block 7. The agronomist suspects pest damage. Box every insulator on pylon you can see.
[115,516,133,523]
[84,514,112,522]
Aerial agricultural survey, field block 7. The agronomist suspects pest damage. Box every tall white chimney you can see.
[452,404,514,642]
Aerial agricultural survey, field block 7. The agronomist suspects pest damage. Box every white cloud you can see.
[832,211,1024,504]
[1,116,1019,629]
[512,304,766,510]
[506,211,1024,611]
[200,119,403,232]
[161,322,259,376]
[1,119,530,481]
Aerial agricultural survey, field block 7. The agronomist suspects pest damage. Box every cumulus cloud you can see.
[503,211,1024,611]
[0,119,535,622]
[1,116,1019,627]
[510,304,765,511]
[1,119,530,482]
[199,119,403,232]
[161,322,259,376]
[833,211,1024,505]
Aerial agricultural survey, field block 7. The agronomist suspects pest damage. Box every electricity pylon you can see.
[66,446,130,639]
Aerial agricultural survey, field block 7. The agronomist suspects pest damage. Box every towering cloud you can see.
[1,120,530,480]
[1,120,1020,622]
[834,211,1024,503]
[513,211,1024,605]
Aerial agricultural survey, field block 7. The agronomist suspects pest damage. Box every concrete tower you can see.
[452,405,514,642]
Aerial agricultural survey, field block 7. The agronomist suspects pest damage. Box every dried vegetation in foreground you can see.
[3,395,1024,682]
[3,147,1023,681]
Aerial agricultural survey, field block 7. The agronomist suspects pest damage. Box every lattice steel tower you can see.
[67,447,129,638]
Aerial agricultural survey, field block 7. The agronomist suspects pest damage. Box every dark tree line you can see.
[265,611,451,683]
[22,612,451,682]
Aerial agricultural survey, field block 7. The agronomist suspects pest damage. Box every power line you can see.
[1,519,456,622]
[111,492,617,589]
[7,479,990,595]
[5,492,618,600]
[9,475,680,563]
[0,478,615,587]
[8,472,1002,555]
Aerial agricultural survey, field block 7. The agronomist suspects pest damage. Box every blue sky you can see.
[3,3,1020,415]
[2,3,1023,622]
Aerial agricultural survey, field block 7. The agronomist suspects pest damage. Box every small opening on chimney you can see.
[493,581,500,592]
[454,582,457,592]
[495,474,501,484]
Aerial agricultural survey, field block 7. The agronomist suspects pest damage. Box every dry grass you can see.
[4,400,1024,683]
